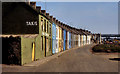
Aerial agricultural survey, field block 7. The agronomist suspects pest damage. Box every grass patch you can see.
[92,43,120,53]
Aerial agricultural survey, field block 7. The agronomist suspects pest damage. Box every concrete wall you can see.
[21,35,43,65]
[21,36,35,65]
[35,35,43,59]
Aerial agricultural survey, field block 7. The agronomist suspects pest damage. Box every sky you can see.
[36,2,118,34]
[30,0,120,2]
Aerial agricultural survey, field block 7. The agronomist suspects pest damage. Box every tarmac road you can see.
[2,44,119,72]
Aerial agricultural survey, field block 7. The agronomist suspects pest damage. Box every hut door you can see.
[46,38,49,55]
[32,42,35,61]
[45,37,46,57]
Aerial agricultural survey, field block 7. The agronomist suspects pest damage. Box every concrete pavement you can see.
[2,44,119,72]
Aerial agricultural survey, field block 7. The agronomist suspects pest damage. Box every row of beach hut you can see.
[2,2,92,65]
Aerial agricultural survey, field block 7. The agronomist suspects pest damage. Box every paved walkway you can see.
[2,44,119,72]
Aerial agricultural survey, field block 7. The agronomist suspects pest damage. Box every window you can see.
[49,24,51,36]
[44,19,46,32]
[41,17,43,31]
[47,21,49,33]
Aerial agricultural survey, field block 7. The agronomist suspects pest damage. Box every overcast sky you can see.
[36,2,118,34]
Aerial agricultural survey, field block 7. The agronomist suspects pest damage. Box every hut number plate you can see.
[26,21,37,26]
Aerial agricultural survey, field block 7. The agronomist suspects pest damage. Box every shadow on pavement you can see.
[109,58,120,61]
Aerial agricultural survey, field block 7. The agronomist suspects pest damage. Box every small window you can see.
[41,17,43,31]
[49,24,51,36]
[47,21,49,33]
[44,20,46,32]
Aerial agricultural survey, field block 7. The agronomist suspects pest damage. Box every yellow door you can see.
[32,42,35,61]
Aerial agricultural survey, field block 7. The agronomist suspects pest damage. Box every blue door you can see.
[63,30,66,51]
[52,39,56,54]
[52,23,56,54]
